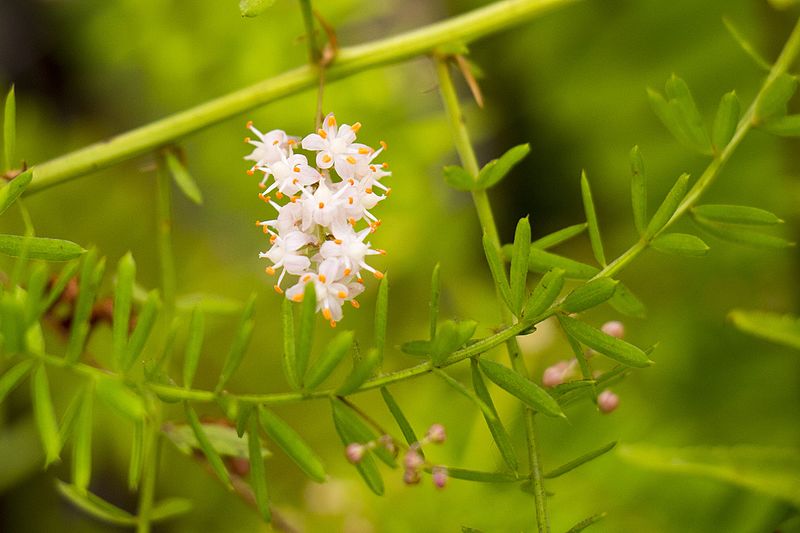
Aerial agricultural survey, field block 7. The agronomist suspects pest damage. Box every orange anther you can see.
[366,188,373,194]
[330,320,337,328]
[348,179,355,185]
[386,188,392,196]
[263,226,269,234]
[274,285,284,294]
[247,168,255,176]
[346,156,357,164]
[257,182,265,188]
[369,165,376,172]
[382,162,389,169]
[287,139,296,145]
[266,266,275,275]
[348,197,354,205]
[290,196,298,203]
[380,140,388,150]
[246,120,253,129]
[348,217,356,226]
[358,147,370,155]
[269,234,276,243]
[378,249,387,255]
[322,308,332,320]
[352,122,362,132]
[255,220,262,226]
[327,115,336,127]
[272,140,279,145]
[303,274,311,282]
[350,300,361,309]
[322,155,332,163]
[318,202,325,209]
[318,274,327,283]
[344,268,351,276]
[276,191,284,199]
[292,293,304,302]
[338,291,347,299]
[293,166,300,173]
[334,239,342,244]
[373,271,384,279]
[318,128,327,139]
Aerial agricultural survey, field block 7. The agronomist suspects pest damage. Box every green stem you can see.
[136,402,161,533]
[26,0,580,194]
[594,16,800,281]
[299,0,321,64]
[435,56,549,533]
[155,155,176,314]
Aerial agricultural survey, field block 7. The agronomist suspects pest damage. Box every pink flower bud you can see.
[542,360,571,388]
[598,389,620,414]
[404,449,424,470]
[426,423,446,444]
[403,468,421,485]
[431,466,448,489]
[345,443,365,463]
[601,320,625,339]
[379,434,397,456]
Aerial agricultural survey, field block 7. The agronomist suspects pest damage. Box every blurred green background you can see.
[1,0,799,531]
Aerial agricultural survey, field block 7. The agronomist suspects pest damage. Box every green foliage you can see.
[476,143,530,189]
[543,441,616,478]
[56,480,137,526]
[692,204,782,226]
[380,387,419,447]
[477,359,564,418]
[0,169,32,216]
[443,165,474,191]
[247,416,271,523]
[560,278,618,313]
[532,223,587,249]
[580,171,606,266]
[337,347,381,395]
[239,0,276,18]
[182,307,205,388]
[374,274,389,360]
[470,359,518,471]
[558,315,652,368]
[330,399,386,495]
[648,76,712,154]
[728,309,800,350]
[524,268,564,318]
[609,283,647,319]
[165,150,203,205]
[629,146,647,235]
[258,406,326,482]
[183,403,233,490]
[712,91,740,152]
[215,293,256,393]
[650,233,709,257]
[509,217,531,315]
[723,17,771,71]
[755,73,797,122]
[0,234,85,261]
[482,232,512,310]
[527,248,599,279]
[305,330,354,391]
[3,85,15,171]
[296,281,317,384]
[429,319,477,365]
[31,365,61,466]
[645,173,689,238]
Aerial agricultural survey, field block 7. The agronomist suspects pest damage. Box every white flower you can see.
[320,226,384,279]
[300,179,348,231]
[244,122,295,171]
[285,259,351,326]
[260,231,314,292]
[301,113,371,180]
[260,153,321,196]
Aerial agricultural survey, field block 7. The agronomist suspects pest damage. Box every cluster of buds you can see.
[345,434,396,464]
[246,113,390,327]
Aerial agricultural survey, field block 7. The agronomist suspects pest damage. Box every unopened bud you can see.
[426,423,446,444]
[345,443,365,463]
[404,449,424,470]
[431,466,448,489]
[403,468,421,485]
[601,320,625,339]
[542,360,572,388]
[378,434,397,456]
[598,389,619,414]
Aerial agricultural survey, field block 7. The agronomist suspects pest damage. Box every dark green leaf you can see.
[184,403,233,490]
[0,359,34,404]
[305,330,354,391]
[580,171,606,266]
[712,91,740,152]
[559,315,652,368]
[296,282,316,385]
[400,339,431,357]
[3,86,15,171]
[66,250,103,363]
[95,376,145,421]
[182,307,204,388]
[430,320,477,365]
[41,260,80,312]
[443,165,475,191]
[527,247,599,279]
[429,262,441,339]
[433,368,497,421]
[565,512,608,533]
[337,347,381,395]
[629,146,647,235]
[532,223,587,250]
[478,359,564,418]
[258,406,326,482]
[470,359,518,471]
[0,234,85,261]
[55,480,136,526]
[215,293,257,393]
[149,498,193,523]
[0,169,32,216]
[330,399,385,495]
[281,298,298,390]
[523,268,564,318]
[0,291,25,353]
[761,114,800,136]
[692,204,782,226]
[112,253,136,368]
[482,232,512,310]
[165,150,203,205]
[128,421,144,490]
[476,143,530,189]
[728,309,800,350]
[651,233,709,257]
[124,290,160,371]
[31,365,60,465]
[645,173,689,238]
[235,403,254,438]
[72,389,93,492]
[560,278,618,313]
[247,416,271,522]
[239,0,276,17]
[756,73,798,121]
[509,217,531,315]
[330,399,395,468]
[374,274,389,360]
[664,75,713,153]
[544,441,616,478]
[693,217,794,249]
[445,467,519,483]
[25,264,48,325]
[609,283,647,319]
[164,420,268,460]
[723,17,771,71]
[379,387,419,447]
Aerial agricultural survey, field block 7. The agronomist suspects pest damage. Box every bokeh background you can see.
[1,0,799,531]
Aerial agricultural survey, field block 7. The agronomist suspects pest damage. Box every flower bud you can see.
[378,434,397,456]
[598,389,620,414]
[403,449,424,470]
[601,320,625,339]
[345,443,365,463]
[403,468,421,485]
[426,423,446,444]
[542,360,571,388]
[431,466,448,489]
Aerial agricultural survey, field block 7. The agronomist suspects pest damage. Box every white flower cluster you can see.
[245,113,390,327]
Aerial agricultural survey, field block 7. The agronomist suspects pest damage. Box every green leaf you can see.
[176,293,243,315]
[609,282,647,319]
[330,399,385,495]
[430,320,477,365]
[337,347,381,395]
[247,416,271,523]
[433,368,497,421]
[281,298,298,390]
[478,359,564,418]
[128,421,144,490]
[443,165,475,191]
[728,309,800,350]
[629,146,647,235]
[113,253,136,368]
[712,91,741,152]
[124,290,160,371]
[0,291,25,353]
[165,150,203,205]
[31,365,61,465]
[544,441,616,478]
[0,359,34,404]
[235,402,254,438]
[41,259,80,312]
[4,86,15,171]
[94,376,145,421]
[184,403,233,490]
[580,171,606,266]
[258,406,326,482]
[618,444,800,506]
[509,217,531,315]
[0,169,32,216]
[215,294,257,393]
[379,387,419,448]
[476,143,530,189]
[482,232,513,310]
[375,274,389,360]
[164,419,268,460]
[445,467,519,483]
[560,278,618,313]
[400,339,431,357]
[66,251,104,363]
[645,173,690,238]
[149,498,193,523]
[565,512,608,533]
[305,330,354,391]
[664,75,713,153]
[55,480,136,526]
[429,262,441,339]
[532,223,587,250]
[558,315,653,368]
[693,217,794,249]
[692,204,783,226]
[71,388,93,492]
[756,73,798,122]
[239,0,276,17]
[523,268,565,319]
[24,264,47,325]
[296,282,316,385]
[651,232,710,257]
[760,114,800,136]
[470,359,518,471]
[182,307,205,388]
[0,234,85,261]
[723,17,771,71]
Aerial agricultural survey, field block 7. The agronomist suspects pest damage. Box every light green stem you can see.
[594,16,800,281]
[435,57,549,533]
[155,156,176,314]
[136,405,161,533]
[299,0,321,64]
[26,0,579,194]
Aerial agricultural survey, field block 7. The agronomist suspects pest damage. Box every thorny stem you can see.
[434,56,549,533]
[593,16,800,282]
[25,0,580,194]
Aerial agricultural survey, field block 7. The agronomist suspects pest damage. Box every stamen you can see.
[334,239,343,244]
[348,197,354,205]
[366,188,373,194]
[274,285,284,294]
[382,162,389,169]
[269,234,277,243]
[329,320,337,328]
[292,178,298,185]
[318,274,327,282]
[318,202,325,209]
[338,291,347,299]
[290,196,298,203]
[346,156,357,164]
[303,275,311,282]
[272,140,279,145]
[350,300,361,309]
[246,120,253,129]
[348,217,356,226]
[318,128,327,139]
[322,155,332,163]
[292,293,304,302]
[246,168,255,176]
[293,166,301,173]
[327,115,336,127]
[276,191,284,199]
[352,122,362,132]
[287,139,296,145]
[322,308,332,320]
[244,137,251,143]
[358,147,370,155]
[344,268,351,276]
[266,266,275,275]
[380,140,388,150]
[374,271,384,279]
